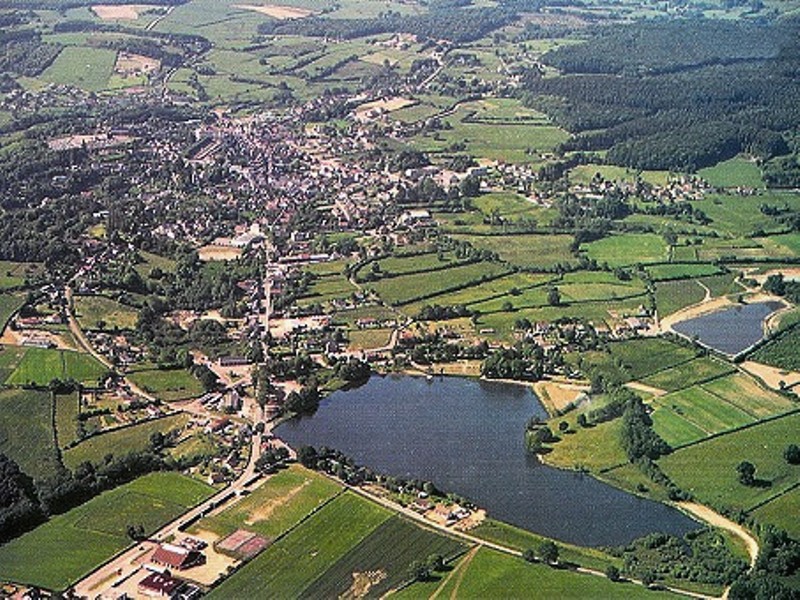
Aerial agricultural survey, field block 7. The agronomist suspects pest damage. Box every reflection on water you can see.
[276,375,697,547]
[672,301,783,355]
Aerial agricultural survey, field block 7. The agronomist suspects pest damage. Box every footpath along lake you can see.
[276,375,697,547]
[672,300,784,355]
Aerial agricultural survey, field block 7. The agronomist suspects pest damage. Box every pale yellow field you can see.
[91,4,156,19]
[233,4,316,18]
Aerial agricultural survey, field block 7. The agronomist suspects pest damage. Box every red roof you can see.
[151,543,203,570]
[139,572,182,596]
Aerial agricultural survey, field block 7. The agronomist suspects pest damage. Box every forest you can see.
[521,18,800,173]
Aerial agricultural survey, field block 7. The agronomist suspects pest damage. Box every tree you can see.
[522,548,536,563]
[605,565,621,581]
[784,444,800,465]
[426,553,445,572]
[539,540,559,564]
[408,560,431,582]
[547,286,561,306]
[297,445,318,469]
[737,461,756,486]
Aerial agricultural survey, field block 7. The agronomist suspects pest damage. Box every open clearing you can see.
[191,464,342,540]
[91,4,158,19]
[0,473,213,591]
[198,244,243,261]
[233,4,317,18]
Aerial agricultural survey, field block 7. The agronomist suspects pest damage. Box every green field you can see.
[544,418,628,472]
[0,388,60,479]
[403,272,554,316]
[191,465,342,540]
[452,234,576,270]
[371,251,466,277]
[409,102,569,163]
[750,325,800,371]
[0,345,27,382]
[208,492,391,599]
[5,348,108,387]
[126,367,205,401]
[646,263,722,281]
[470,519,619,572]
[752,487,800,538]
[40,46,117,92]
[767,232,800,258]
[348,327,394,350]
[398,547,680,600]
[366,261,510,306]
[302,516,466,598]
[640,357,735,392]
[653,386,755,436]
[607,338,697,381]
[63,413,190,469]
[582,234,669,267]
[700,373,795,419]
[651,406,710,447]
[54,391,80,449]
[698,156,764,189]
[0,261,39,290]
[0,293,25,331]
[73,295,139,330]
[0,472,213,591]
[658,412,800,513]
[655,279,708,317]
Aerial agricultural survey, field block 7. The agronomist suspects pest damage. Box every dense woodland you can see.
[521,18,800,173]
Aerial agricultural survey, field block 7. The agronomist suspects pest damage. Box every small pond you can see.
[672,301,783,355]
[276,375,698,547]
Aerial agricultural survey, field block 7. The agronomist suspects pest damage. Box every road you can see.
[345,483,716,600]
[64,285,157,402]
[72,429,263,598]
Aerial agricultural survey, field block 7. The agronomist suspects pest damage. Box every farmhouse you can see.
[151,543,206,570]
[138,571,184,597]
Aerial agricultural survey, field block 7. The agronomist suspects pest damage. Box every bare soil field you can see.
[740,360,800,393]
[48,133,133,152]
[355,97,418,121]
[198,245,243,261]
[534,380,588,414]
[115,52,160,75]
[91,4,157,20]
[233,4,317,19]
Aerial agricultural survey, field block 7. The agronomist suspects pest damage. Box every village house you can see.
[150,543,205,571]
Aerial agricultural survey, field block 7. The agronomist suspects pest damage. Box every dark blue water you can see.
[672,301,783,355]
[276,375,698,547]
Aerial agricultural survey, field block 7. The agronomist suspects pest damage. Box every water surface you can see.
[672,301,783,355]
[276,375,697,546]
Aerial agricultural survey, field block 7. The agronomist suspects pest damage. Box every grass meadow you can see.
[0,388,60,479]
[63,413,190,469]
[658,412,800,513]
[0,472,212,591]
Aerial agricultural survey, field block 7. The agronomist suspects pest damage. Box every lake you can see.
[672,301,783,355]
[276,375,698,547]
